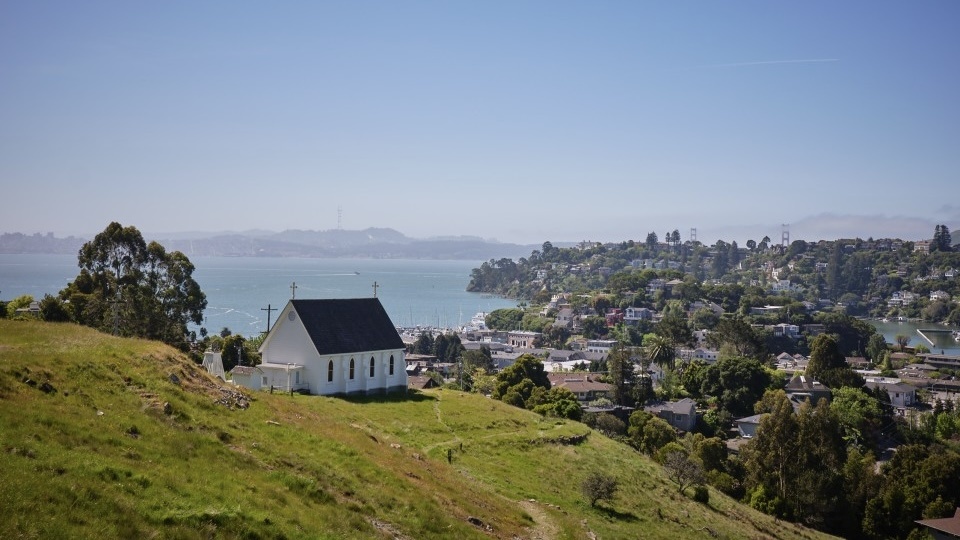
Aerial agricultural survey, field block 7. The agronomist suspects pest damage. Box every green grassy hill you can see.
[0,320,834,539]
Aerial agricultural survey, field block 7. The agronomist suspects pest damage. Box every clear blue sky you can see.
[2,1,958,245]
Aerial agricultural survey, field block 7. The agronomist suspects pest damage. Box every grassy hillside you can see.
[0,320,834,539]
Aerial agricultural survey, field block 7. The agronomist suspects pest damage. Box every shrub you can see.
[581,472,618,507]
[692,485,709,503]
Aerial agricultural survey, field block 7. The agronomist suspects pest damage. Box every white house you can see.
[585,339,618,354]
[252,298,407,396]
[229,365,263,390]
[930,290,951,302]
[865,377,917,408]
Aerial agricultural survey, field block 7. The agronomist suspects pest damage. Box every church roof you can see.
[291,298,403,355]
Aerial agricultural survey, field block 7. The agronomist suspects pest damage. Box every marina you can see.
[869,318,960,355]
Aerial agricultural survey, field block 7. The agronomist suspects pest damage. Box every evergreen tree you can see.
[645,232,658,249]
[932,224,952,252]
[826,242,842,298]
[606,346,638,406]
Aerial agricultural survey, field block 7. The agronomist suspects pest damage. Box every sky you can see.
[2,1,958,246]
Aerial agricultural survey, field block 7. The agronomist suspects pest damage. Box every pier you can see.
[917,328,953,346]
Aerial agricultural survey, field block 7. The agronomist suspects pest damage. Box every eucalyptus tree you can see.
[59,222,206,350]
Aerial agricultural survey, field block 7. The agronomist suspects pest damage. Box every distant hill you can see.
[0,320,835,539]
[0,228,540,260]
[0,232,86,254]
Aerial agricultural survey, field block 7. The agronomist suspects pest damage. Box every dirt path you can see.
[518,500,560,540]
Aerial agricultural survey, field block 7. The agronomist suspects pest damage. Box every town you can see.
[4,222,960,539]
[197,225,960,538]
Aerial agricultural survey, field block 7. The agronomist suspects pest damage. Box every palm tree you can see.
[646,334,677,371]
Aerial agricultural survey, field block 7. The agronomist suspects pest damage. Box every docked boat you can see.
[460,312,489,332]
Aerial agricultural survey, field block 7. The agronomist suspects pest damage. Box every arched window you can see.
[349,358,355,380]
[327,360,334,382]
[369,357,375,378]
[389,355,395,375]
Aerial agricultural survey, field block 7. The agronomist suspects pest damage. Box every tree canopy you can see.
[58,222,206,350]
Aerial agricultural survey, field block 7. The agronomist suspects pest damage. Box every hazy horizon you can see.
[3,3,958,245]
[2,213,954,248]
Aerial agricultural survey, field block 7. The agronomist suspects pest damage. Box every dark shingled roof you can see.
[291,298,403,355]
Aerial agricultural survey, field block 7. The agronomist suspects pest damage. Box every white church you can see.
[232,298,407,396]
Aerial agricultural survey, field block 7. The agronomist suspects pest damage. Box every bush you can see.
[581,472,618,507]
[593,413,627,437]
[692,485,709,504]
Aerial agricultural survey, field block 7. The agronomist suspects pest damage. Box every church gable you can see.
[292,298,403,355]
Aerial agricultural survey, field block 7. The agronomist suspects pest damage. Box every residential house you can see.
[770,323,801,339]
[646,278,666,295]
[13,301,41,317]
[771,279,800,293]
[644,398,697,432]
[624,306,653,325]
[547,373,612,403]
[506,331,541,349]
[688,300,724,317]
[407,375,438,391]
[665,278,684,292]
[930,290,952,302]
[252,298,407,395]
[915,507,960,540]
[734,413,765,438]
[803,324,826,336]
[887,291,918,307]
[585,339,618,354]
[784,374,832,405]
[554,308,575,329]
[774,352,809,373]
[917,354,960,372]
[679,348,719,364]
[865,377,918,408]
[750,305,783,317]
[605,308,623,327]
[846,356,872,370]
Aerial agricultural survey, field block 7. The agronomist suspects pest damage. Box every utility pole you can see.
[261,304,276,334]
[372,281,379,298]
[290,281,297,299]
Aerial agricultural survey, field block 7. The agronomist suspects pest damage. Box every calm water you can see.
[868,318,960,355]
[0,254,517,336]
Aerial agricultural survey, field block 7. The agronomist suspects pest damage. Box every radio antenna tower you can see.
[338,205,343,230]
[690,227,697,243]
[782,224,790,247]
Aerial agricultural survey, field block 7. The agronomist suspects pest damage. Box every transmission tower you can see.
[338,205,343,230]
[782,224,790,247]
[690,227,697,243]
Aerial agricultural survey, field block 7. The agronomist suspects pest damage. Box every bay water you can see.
[0,254,517,337]
[6,253,957,354]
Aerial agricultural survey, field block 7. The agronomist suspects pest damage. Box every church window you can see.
[389,355,395,375]
[327,360,334,382]
[370,357,375,377]
[349,358,355,380]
